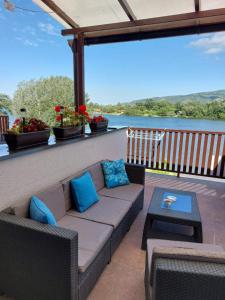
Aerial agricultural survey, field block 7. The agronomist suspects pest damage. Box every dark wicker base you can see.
[111,190,144,255]
[79,239,111,300]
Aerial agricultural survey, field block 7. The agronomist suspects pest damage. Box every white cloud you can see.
[16,37,38,47]
[190,32,225,54]
[13,26,36,36]
[38,22,59,36]
[24,39,38,47]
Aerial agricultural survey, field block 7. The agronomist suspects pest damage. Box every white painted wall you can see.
[0,129,127,211]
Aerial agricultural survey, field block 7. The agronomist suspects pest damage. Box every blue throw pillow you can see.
[70,172,100,213]
[101,159,130,189]
[30,196,57,225]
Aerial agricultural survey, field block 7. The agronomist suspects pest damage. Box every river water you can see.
[106,114,225,131]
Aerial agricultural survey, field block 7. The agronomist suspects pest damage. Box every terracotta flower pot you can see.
[53,126,82,140]
[4,129,51,151]
[89,120,108,133]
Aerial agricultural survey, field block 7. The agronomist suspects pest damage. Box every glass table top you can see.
[161,192,192,213]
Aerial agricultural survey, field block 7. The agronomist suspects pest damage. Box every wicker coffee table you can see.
[142,187,203,250]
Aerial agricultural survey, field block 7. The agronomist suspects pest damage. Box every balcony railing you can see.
[0,115,9,143]
[127,127,225,179]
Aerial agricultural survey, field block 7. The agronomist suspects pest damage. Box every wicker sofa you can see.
[0,161,145,300]
[145,239,225,300]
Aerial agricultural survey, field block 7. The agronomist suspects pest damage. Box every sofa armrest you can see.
[125,163,145,185]
[152,258,225,300]
[0,212,78,300]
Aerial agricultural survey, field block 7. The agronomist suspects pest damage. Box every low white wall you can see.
[0,129,127,210]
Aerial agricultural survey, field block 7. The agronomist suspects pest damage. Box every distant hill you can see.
[130,89,225,104]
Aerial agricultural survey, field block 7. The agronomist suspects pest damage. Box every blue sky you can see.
[0,0,225,104]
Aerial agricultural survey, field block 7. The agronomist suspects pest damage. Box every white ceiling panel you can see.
[34,0,129,27]
[200,0,225,11]
[33,0,225,30]
[127,0,195,20]
[33,0,71,28]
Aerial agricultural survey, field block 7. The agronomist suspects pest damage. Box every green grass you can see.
[146,168,177,176]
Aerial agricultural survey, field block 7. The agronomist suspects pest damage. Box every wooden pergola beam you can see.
[62,8,225,36]
[41,0,79,28]
[118,0,137,21]
[195,0,200,12]
[71,35,85,110]
[68,21,225,46]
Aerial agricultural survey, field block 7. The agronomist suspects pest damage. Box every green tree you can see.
[13,76,90,126]
[0,93,12,114]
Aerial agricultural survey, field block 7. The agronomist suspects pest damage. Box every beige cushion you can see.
[61,170,83,211]
[85,162,105,191]
[10,199,30,218]
[33,184,66,221]
[99,183,143,203]
[10,184,66,220]
[67,196,132,228]
[147,239,225,286]
[58,215,113,272]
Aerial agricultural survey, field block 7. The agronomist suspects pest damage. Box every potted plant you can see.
[53,105,90,140]
[89,115,108,133]
[4,111,50,151]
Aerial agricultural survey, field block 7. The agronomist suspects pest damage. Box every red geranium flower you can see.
[14,118,21,125]
[92,115,106,123]
[79,105,87,113]
[55,105,61,113]
[56,115,62,122]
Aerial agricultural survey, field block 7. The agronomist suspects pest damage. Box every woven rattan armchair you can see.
[145,239,225,300]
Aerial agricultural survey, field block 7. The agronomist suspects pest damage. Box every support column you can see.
[72,34,85,111]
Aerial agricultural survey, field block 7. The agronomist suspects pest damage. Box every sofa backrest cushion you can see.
[85,162,105,191]
[10,200,30,218]
[9,184,66,220]
[61,161,105,211]
[62,171,83,211]
[34,184,66,221]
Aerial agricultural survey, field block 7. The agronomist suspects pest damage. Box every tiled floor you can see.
[1,173,225,300]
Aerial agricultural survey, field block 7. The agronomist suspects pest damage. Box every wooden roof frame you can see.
[38,1,225,45]
[61,8,225,45]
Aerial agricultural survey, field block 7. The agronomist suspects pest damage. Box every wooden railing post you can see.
[0,115,9,143]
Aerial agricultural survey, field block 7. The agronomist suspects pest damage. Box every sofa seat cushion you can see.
[67,196,132,228]
[146,239,224,286]
[58,215,113,272]
[99,183,143,203]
